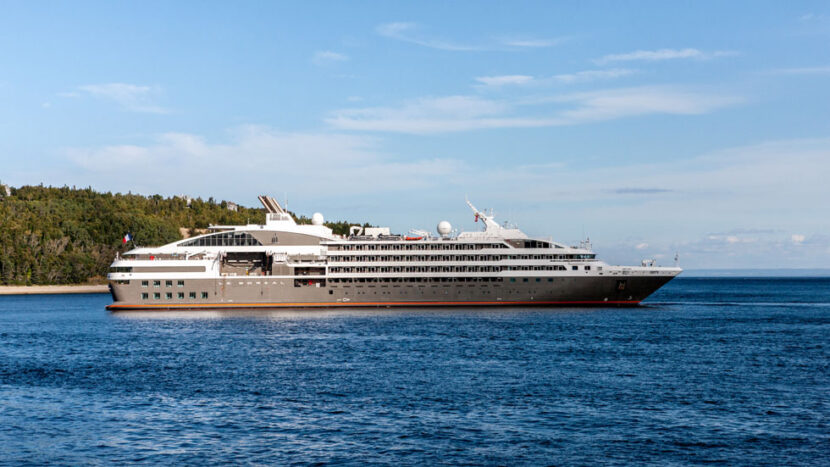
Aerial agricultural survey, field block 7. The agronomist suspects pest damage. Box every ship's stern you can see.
[106,257,133,310]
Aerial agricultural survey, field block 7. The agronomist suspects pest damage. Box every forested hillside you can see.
[0,185,365,285]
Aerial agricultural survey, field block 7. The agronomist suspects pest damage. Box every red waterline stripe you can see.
[107,300,640,310]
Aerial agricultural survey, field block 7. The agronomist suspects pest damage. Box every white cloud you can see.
[376,22,564,51]
[594,48,736,65]
[326,95,514,133]
[67,133,827,217]
[798,12,829,22]
[456,137,830,268]
[64,126,463,199]
[474,75,535,86]
[58,129,830,268]
[769,65,830,75]
[611,187,672,194]
[312,50,349,65]
[474,69,635,90]
[706,234,750,244]
[551,86,741,122]
[475,68,637,87]
[619,231,830,269]
[552,68,636,84]
[498,37,566,48]
[326,86,741,134]
[74,83,168,113]
[376,22,480,51]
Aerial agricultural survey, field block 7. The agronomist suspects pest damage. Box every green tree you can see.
[0,185,365,285]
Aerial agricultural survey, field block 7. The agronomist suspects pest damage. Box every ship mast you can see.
[465,198,502,231]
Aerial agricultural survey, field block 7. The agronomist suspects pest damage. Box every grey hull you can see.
[107,274,676,310]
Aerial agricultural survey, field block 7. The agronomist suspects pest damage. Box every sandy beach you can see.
[0,285,109,295]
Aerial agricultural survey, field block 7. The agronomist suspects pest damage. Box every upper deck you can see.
[110,196,677,280]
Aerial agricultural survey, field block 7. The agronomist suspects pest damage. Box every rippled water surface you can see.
[1,278,828,465]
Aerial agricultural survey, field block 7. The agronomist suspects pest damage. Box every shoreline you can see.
[0,285,109,295]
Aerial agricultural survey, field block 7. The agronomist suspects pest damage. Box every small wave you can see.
[646,301,830,308]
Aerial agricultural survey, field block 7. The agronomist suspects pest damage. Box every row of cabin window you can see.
[141,280,185,287]
[141,292,209,300]
[330,265,590,273]
[331,243,508,251]
[331,266,501,273]
[330,254,595,262]
[328,277,545,284]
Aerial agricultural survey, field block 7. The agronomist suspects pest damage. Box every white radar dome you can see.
[437,221,452,236]
[311,212,324,226]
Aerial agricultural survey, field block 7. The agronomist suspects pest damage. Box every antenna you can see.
[674,252,679,267]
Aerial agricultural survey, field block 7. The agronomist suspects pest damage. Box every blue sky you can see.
[1,1,829,268]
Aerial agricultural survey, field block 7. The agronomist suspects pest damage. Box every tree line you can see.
[0,185,367,285]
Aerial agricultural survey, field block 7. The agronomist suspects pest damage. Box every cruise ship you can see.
[106,196,681,310]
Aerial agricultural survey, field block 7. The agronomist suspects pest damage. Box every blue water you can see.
[1,278,828,465]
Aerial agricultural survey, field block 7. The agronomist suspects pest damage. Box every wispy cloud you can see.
[376,22,564,51]
[65,126,462,198]
[327,95,510,133]
[552,68,637,84]
[794,12,830,36]
[594,48,736,65]
[768,65,830,75]
[798,12,828,22]
[498,37,567,48]
[550,86,741,122]
[475,69,636,89]
[326,86,742,134]
[657,231,830,269]
[610,187,672,195]
[711,228,782,235]
[474,75,535,86]
[71,83,168,113]
[61,133,830,267]
[312,50,349,65]
[485,138,830,268]
[377,22,480,51]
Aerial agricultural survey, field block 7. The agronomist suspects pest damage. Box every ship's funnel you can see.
[258,195,285,214]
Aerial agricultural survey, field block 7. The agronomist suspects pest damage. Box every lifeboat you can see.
[405,236,423,241]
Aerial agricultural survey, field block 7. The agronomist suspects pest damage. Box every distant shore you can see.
[682,268,830,278]
[0,285,109,295]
